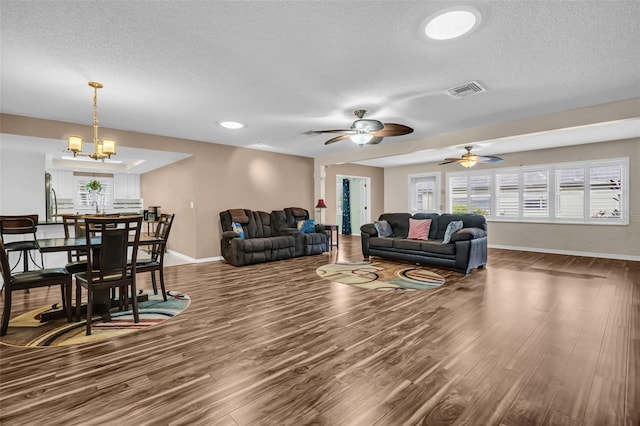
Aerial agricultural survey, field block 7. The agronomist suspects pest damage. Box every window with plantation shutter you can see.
[556,168,584,218]
[523,171,548,218]
[496,173,519,217]
[469,175,491,215]
[445,157,627,225]
[449,176,469,214]
[408,173,440,213]
[73,175,114,210]
[589,164,622,219]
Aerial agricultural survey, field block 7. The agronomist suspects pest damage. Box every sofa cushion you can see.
[393,239,423,251]
[420,240,456,255]
[407,218,431,240]
[374,219,393,237]
[370,237,395,249]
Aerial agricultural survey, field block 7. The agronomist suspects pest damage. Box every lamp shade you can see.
[315,199,327,209]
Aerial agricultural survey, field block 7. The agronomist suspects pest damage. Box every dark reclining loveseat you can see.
[360,213,488,274]
[220,208,327,266]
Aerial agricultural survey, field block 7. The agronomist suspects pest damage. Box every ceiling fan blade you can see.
[439,159,461,165]
[308,129,356,134]
[373,123,414,137]
[324,134,351,145]
[366,136,384,145]
[478,156,504,163]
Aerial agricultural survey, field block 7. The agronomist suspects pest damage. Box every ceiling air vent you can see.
[445,80,486,99]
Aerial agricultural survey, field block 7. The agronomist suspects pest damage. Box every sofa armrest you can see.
[276,227,297,234]
[450,227,487,242]
[360,223,378,259]
[222,230,241,240]
[360,223,378,237]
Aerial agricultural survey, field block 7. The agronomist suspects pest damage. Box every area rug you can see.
[316,261,445,291]
[0,289,190,347]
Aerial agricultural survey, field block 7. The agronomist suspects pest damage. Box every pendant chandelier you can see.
[67,81,117,161]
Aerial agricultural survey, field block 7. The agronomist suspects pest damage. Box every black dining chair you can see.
[136,213,175,301]
[0,215,44,272]
[0,239,72,336]
[61,214,88,275]
[74,215,142,336]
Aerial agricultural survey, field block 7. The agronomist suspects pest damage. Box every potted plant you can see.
[86,180,103,213]
[86,180,102,192]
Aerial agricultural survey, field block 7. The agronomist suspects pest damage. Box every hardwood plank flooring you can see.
[1,236,638,425]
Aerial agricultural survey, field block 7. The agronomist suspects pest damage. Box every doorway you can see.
[336,175,371,236]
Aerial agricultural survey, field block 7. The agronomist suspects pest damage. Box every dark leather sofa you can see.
[272,208,328,256]
[360,213,488,274]
[220,208,327,266]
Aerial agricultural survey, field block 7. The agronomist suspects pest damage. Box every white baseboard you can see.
[488,244,640,261]
[166,249,223,264]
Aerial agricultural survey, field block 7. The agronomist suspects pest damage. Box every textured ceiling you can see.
[1,0,639,166]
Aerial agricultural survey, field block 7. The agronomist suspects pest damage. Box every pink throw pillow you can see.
[408,218,431,240]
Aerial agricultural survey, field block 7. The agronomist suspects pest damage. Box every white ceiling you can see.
[1,1,639,169]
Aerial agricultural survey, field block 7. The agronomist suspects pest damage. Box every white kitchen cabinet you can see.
[47,169,74,199]
[113,174,140,199]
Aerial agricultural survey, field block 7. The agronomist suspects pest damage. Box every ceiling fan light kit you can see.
[350,132,374,146]
[310,110,414,147]
[440,145,503,168]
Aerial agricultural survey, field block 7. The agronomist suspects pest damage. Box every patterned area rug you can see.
[316,261,445,291]
[0,289,190,347]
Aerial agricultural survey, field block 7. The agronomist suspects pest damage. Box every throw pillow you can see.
[297,219,315,233]
[442,220,463,244]
[231,222,245,239]
[407,218,431,240]
[374,220,393,237]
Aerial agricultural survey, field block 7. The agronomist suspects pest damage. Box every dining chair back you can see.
[137,213,175,301]
[74,215,143,335]
[0,239,72,336]
[0,214,44,272]
[61,214,88,274]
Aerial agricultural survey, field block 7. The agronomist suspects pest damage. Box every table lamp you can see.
[315,199,327,224]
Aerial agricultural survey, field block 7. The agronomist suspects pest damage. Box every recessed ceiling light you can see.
[423,7,481,41]
[219,121,245,129]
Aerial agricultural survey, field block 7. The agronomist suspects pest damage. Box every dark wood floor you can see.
[1,236,638,425]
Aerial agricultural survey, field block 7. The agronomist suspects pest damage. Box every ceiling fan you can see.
[308,110,414,146]
[440,145,504,168]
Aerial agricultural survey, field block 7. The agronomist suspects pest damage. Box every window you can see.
[556,168,584,218]
[469,175,491,215]
[449,175,469,214]
[408,173,440,213]
[447,174,491,215]
[589,164,622,219]
[445,158,628,225]
[74,175,113,210]
[523,171,548,218]
[496,173,519,217]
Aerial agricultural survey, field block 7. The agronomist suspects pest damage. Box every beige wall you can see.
[384,138,639,259]
[1,114,315,259]
[322,163,384,227]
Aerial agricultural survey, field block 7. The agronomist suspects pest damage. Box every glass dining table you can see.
[35,234,164,321]
[37,233,164,253]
